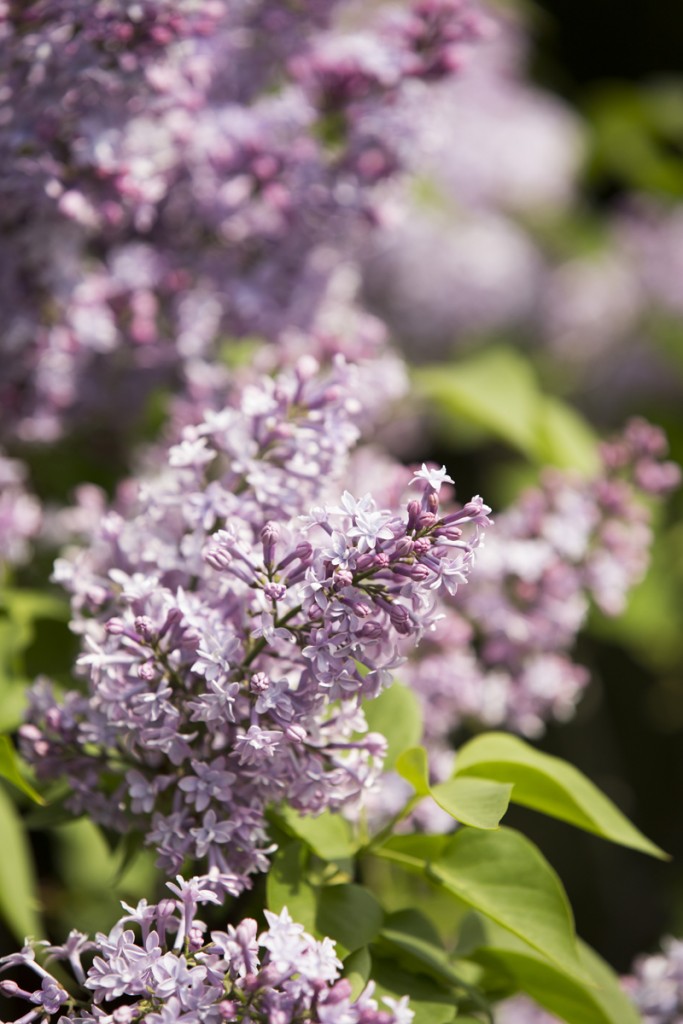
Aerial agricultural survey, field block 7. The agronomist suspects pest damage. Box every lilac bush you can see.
[0,4,681,1024]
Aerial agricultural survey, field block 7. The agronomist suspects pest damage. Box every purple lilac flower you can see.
[0,450,42,571]
[0,0,483,443]
[494,995,561,1023]
[19,359,489,893]
[0,888,413,1024]
[402,419,680,747]
[622,936,683,1024]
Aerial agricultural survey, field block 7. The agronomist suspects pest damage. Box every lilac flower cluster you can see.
[0,882,412,1024]
[0,0,484,442]
[19,358,489,893]
[494,996,560,1024]
[622,937,683,1024]
[402,419,680,743]
[0,451,42,572]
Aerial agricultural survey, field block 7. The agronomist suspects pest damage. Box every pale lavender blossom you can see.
[20,359,488,892]
[0,891,411,1024]
[622,936,683,1024]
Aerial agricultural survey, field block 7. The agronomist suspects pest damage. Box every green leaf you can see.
[429,828,581,976]
[0,735,44,804]
[363,683,423,770]
[471,925,640,1024]
[266,840,317,933]
[0,588,69,624]
[316,884,384,957]
[396,746,431,796]
[413,348,599,472]
[453,732,667,858]
[371,956,458,1024]
[378,910,467,990]
[277,806,359,860]
[0,783,43,939]
[414,349,540,457]
[344,946,372,1000]
[431,777,512,830]
[535,398,601,475]
[396,747,512,829]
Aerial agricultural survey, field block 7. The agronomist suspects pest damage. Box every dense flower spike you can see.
[404,419,680,744]
[0,890,413,1024]
[19,360,489,892]
[0,0,484,442]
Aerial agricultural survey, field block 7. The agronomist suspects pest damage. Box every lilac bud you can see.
[387,603,411,634]
[138,662,156,681]
[218,1002,238,1020]
[395,536,414,557]
[105,617,126,635]
[134,615,156,641]
[406,500,421,531]
[334,569,353,589]
[285,723,307,743]
[413,536,432,554]
[263,581,287,601]
[394,563,431,581]
[205,545,233,571]
[261,521,280,566]
[417,511,437,529]
[360,621,384,639]
[250,672,270,694]
[434,524,462,540]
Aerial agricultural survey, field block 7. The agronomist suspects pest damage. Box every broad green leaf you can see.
[0,680,30,731]
[316,884,384,957]
[378,910,468,990]
[278,806,359,860]
[413,348,598,472]
[429,828,581,976]
[381,833,450,863]
[371,955,458,1024]
[453,732,667,858]
[535,398,600,475]
[431,776,512,830]
[344,946,372,1000]
[0,588,69,624]
[0,783,43,939]
[396,747,511,829]
[414,349,540,457]
[266,841,317,933]
[363,683,423,770]
[471,925,640,1024]
[0,735,44,804]
[395,746,431,796]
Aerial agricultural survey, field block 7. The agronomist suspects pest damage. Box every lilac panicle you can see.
[19,359,489,893]
[402,418,680,751]
[0,890,413,1024]
[0,0,483,443]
